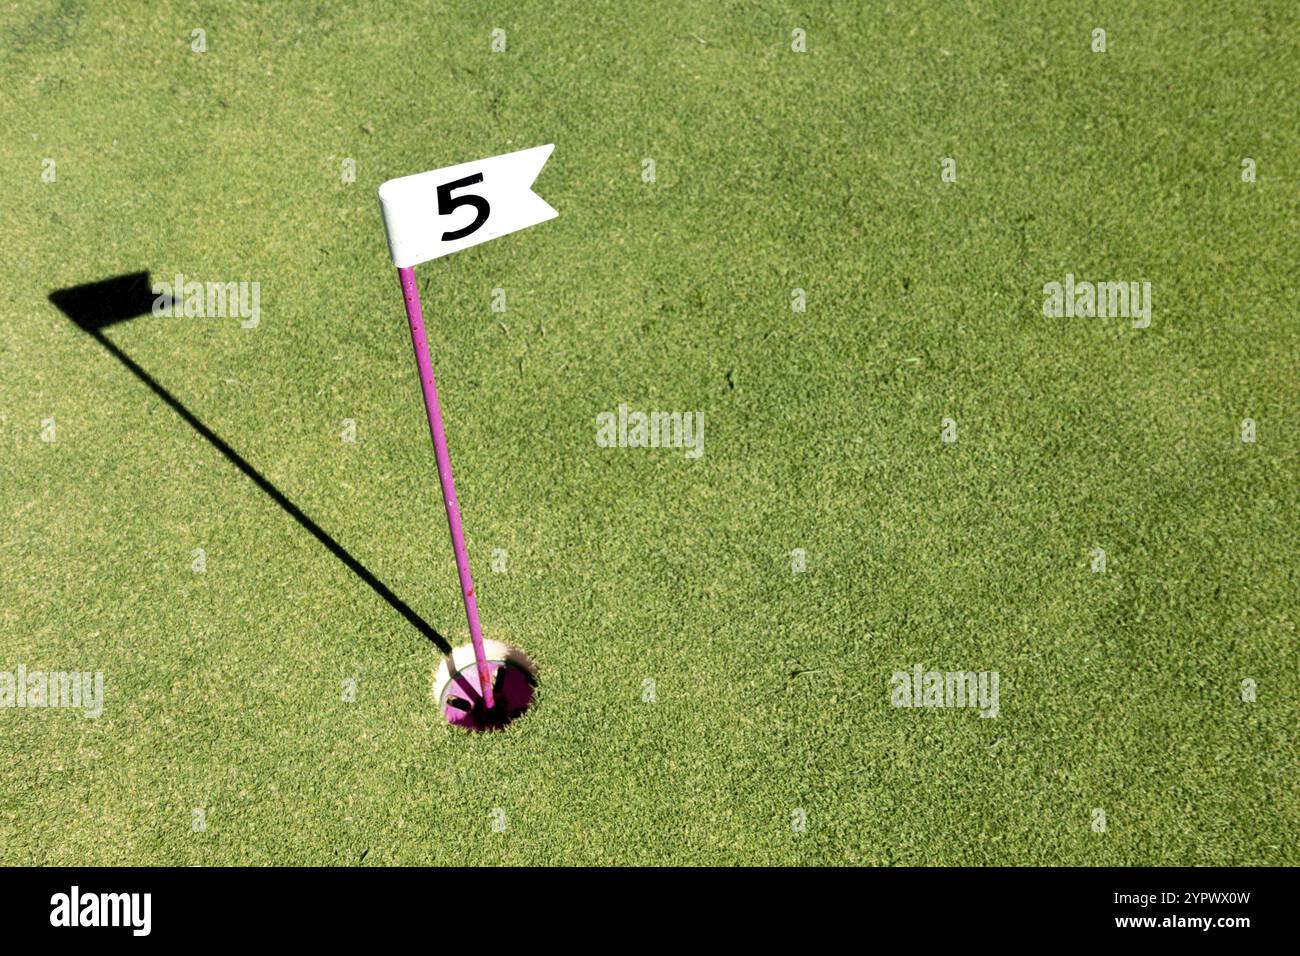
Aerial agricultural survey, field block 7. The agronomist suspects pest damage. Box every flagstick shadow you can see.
[49,273,452,655]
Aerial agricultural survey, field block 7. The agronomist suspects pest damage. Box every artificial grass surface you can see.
[1,0,1297,865]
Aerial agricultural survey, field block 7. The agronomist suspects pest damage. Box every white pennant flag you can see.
[377,144,557,268]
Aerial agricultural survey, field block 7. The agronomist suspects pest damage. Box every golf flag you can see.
[377,144,557,268]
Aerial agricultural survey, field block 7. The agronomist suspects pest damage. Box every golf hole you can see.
[434,640,538,732]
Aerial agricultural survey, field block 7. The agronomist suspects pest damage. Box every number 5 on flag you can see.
[377,143,557,267]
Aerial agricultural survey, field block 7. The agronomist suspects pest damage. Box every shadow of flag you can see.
[45,270,452,654]
[47,271,157,330]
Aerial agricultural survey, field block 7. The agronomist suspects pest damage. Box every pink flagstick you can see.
[397,266,495,711]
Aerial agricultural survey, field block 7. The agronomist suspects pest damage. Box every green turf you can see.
[2,0,1297,865]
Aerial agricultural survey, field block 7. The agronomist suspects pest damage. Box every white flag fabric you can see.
[377,144,557,268]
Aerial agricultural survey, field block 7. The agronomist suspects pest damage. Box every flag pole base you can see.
[434,640,538,731]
